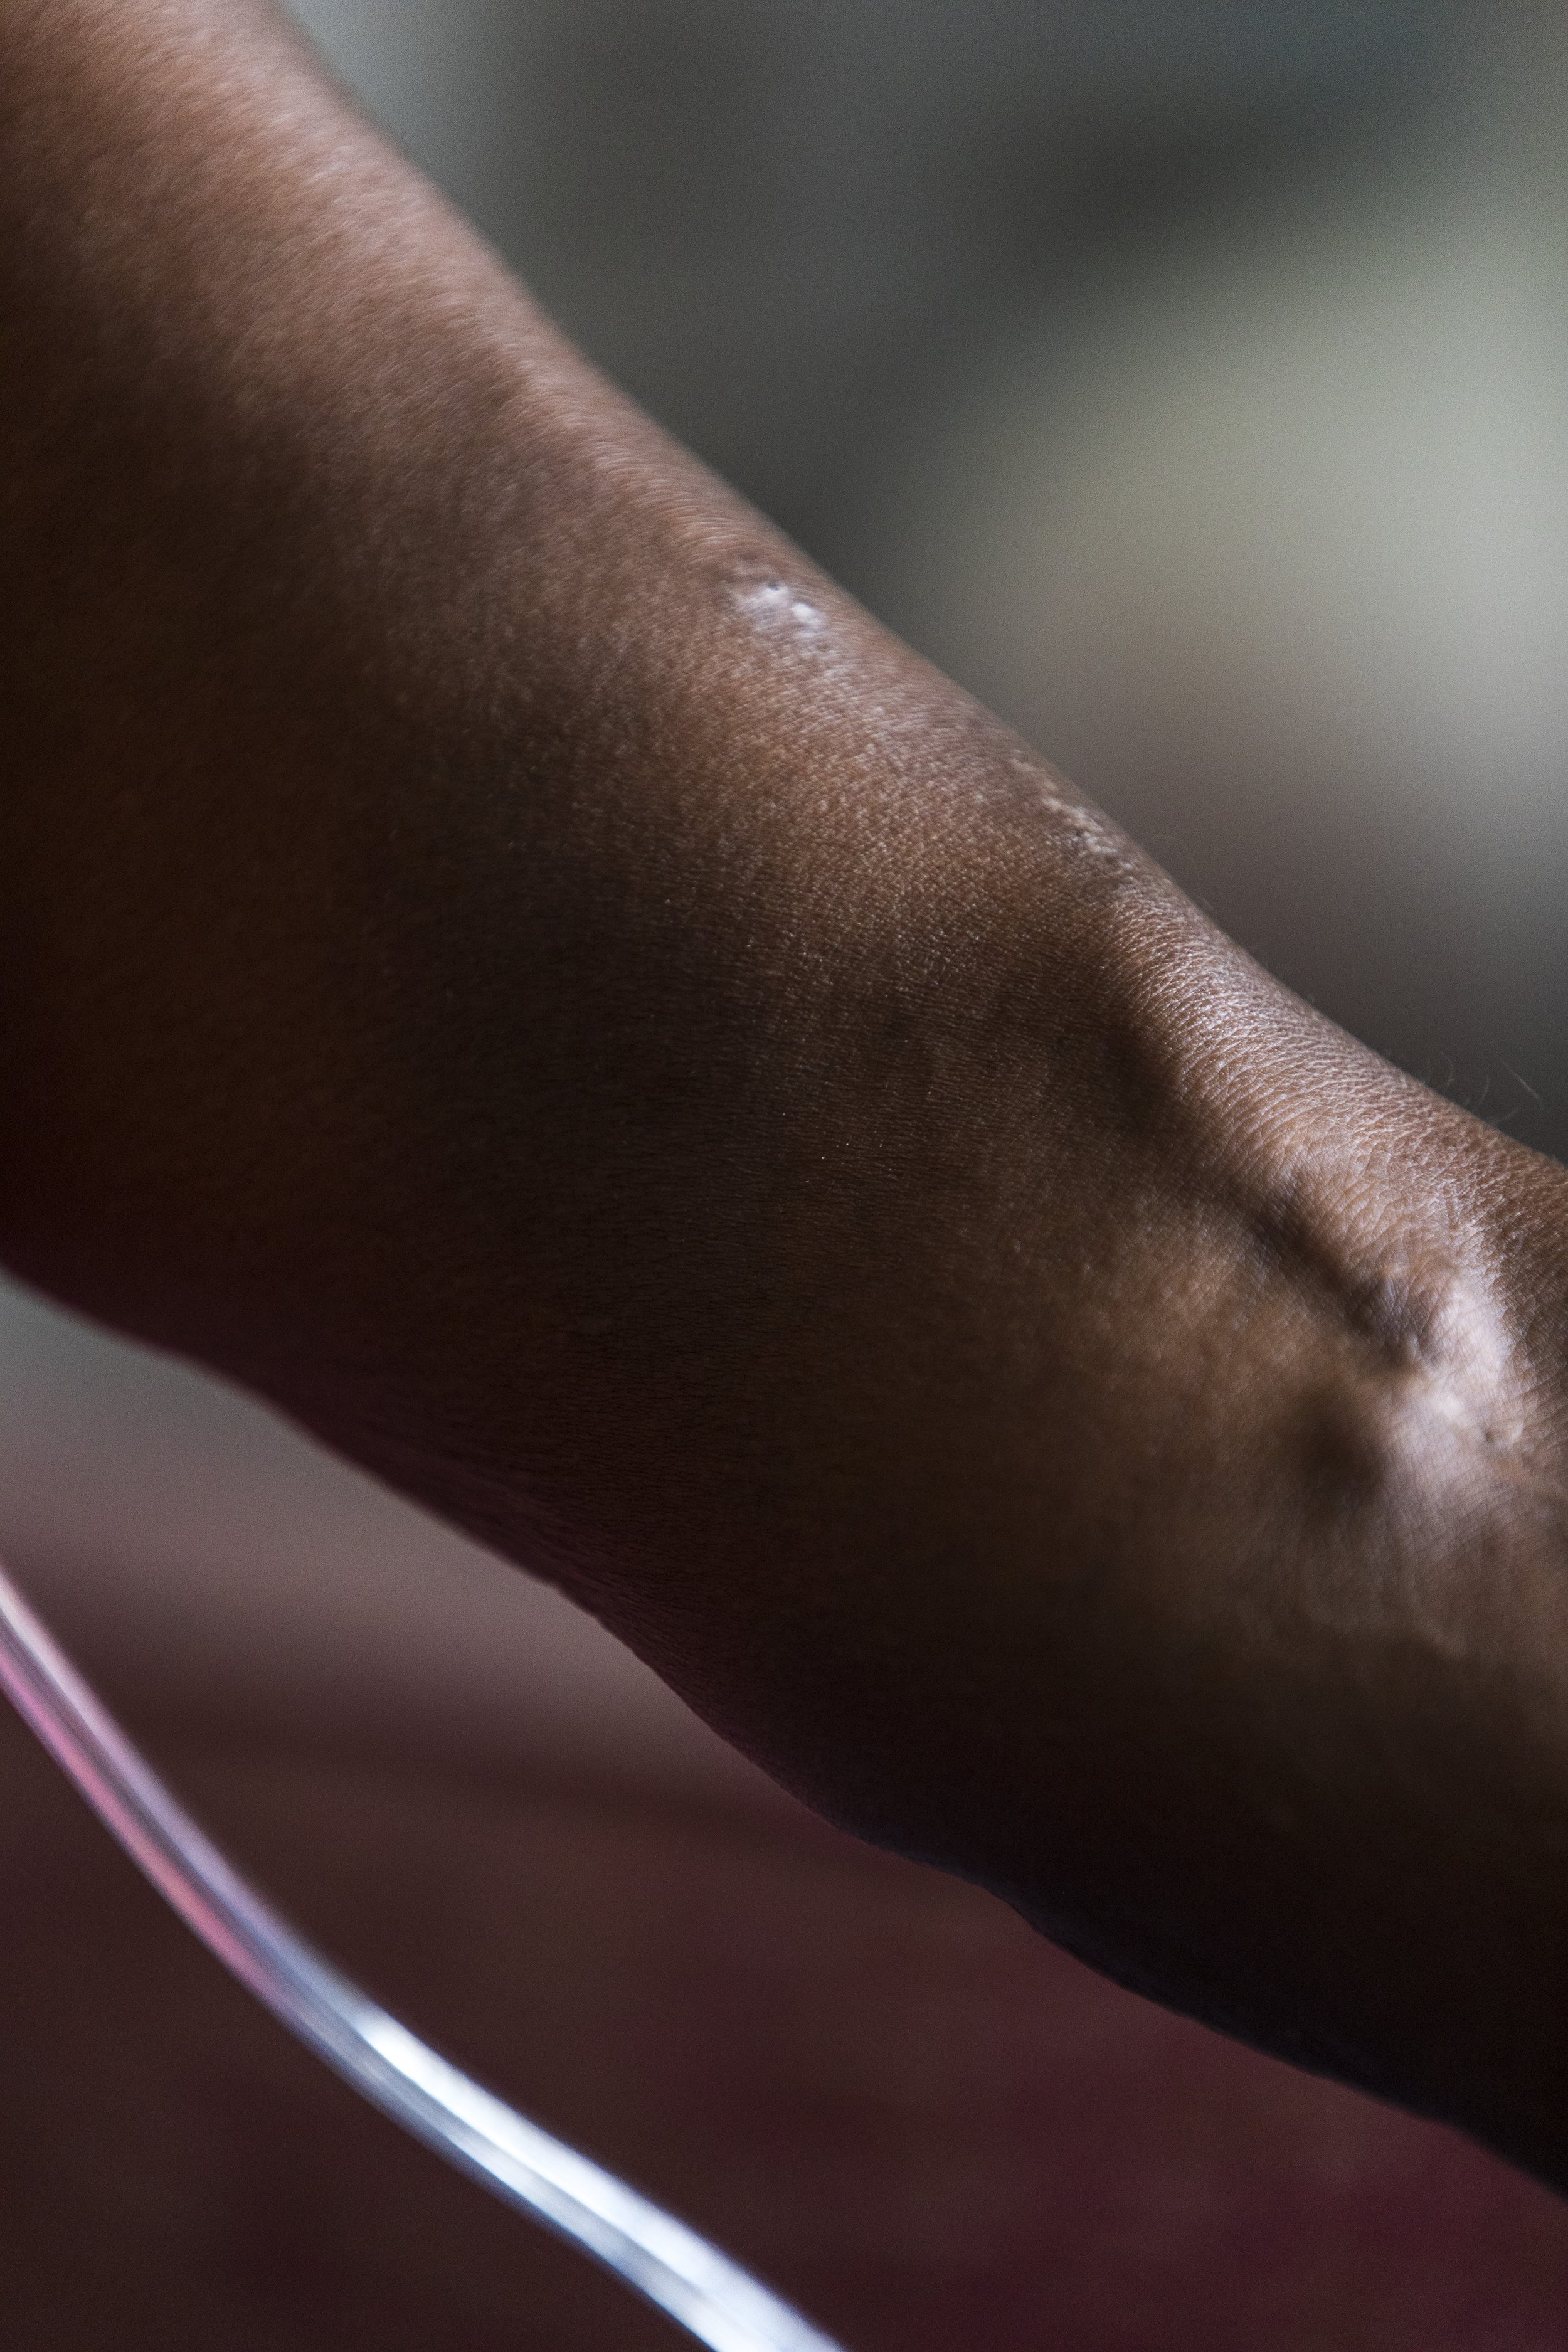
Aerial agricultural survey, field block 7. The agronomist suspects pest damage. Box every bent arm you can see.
[4,0,1567,2186]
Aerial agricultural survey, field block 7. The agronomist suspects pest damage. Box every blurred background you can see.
[4,5,1568,2346]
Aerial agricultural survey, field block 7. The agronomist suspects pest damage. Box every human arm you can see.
[3,0,1567,2187]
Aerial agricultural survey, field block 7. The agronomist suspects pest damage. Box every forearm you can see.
[1,0,1180,1530]
[0,0,1110,1372]
[4,0,1567,2187]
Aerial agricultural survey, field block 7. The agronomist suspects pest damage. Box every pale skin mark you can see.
[2,0,1566,2193]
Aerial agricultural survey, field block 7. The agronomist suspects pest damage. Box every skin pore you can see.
[3,0,1567,2193]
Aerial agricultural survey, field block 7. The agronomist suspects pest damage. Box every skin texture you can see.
[3,0,1567,2191]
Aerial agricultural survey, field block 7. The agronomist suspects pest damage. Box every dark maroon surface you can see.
[0,1702,1563,2351]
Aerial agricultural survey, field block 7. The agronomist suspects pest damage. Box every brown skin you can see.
[3,0,1567,2190]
